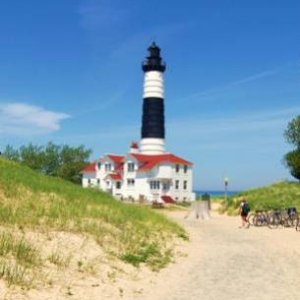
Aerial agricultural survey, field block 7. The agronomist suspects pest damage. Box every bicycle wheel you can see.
[253,214,263,226]
[281,212,290,227]
[296,215,300,231]
[287,215,297,227]
[268,212,280,229]
[262,212,270,227]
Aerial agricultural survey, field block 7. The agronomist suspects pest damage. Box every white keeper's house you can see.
[81,43,195,203]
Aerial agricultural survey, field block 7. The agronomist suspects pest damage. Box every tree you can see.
[2,145,20,161]
[43,142,61,176]
[19,143,45,171]
[284,116,300,182]
[284,115,300,149]
[1,142,92,184]
[284,150,300,182]
[57,145,92,184]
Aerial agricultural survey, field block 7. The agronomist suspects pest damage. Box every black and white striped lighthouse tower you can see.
[140,42,166,154]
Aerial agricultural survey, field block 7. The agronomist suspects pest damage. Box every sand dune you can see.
[2,209,300,299]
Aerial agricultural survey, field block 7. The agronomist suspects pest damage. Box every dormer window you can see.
[105,163,112,172]
[184,165,188,173]
[127,162,135,172]
[97,162,101,170]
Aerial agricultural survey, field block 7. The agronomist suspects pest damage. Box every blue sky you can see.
[0,0,299,191]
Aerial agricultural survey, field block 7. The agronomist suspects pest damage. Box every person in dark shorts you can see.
[239,198,250,228]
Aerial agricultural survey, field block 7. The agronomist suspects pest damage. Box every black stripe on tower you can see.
[142,42,166,73]
[141,98,165,138]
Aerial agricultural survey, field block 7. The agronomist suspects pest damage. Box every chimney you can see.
[129,142,139,154]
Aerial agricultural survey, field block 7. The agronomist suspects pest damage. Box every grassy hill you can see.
[224,181,300,215]
[0,158,186,287]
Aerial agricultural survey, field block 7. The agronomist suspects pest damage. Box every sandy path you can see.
[133,210,300,300]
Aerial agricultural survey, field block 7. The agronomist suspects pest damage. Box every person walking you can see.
[239,198,250,228]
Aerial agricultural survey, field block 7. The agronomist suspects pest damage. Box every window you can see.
[127,179,135,187]
[116,181,121,189]
[150,181,160,190]
[88,178,91,185]
[105,163,112,172]
[97,179,100,185]
[97,162,101,170]
[183,180,187,190]
[175,180,179,190]
[175,164,180,173]
[162,183,169,190]
[127,162,135,172]
[184,165,188,173]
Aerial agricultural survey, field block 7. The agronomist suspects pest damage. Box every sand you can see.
[134,209,300,300]
[2,207,300,300]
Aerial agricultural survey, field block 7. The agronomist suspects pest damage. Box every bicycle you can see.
[296,214,300,231]
[286,207,298,227]
[268,208,298,228]
[250,210,270,227]
[268,210,281,229]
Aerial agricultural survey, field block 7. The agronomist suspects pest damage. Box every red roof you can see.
[98,154,124,172]
[81,162,96,173]
[107,154,124,164]
[130,153,192,171]
[107,173,122,181]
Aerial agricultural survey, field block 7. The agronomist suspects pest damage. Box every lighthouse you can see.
[140,42,166,154]
[81,43,195,203]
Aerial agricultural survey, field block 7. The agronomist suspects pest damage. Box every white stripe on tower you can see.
[143,71,164,98]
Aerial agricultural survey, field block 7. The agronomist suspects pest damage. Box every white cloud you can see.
[0,102,70,135]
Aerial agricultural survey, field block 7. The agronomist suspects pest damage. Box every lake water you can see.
[195,190,241,198]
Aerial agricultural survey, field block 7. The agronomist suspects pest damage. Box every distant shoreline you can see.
[195,190,241,198]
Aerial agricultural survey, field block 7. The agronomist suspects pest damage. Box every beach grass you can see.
[222,181,300,215]
[0,157,187,286]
